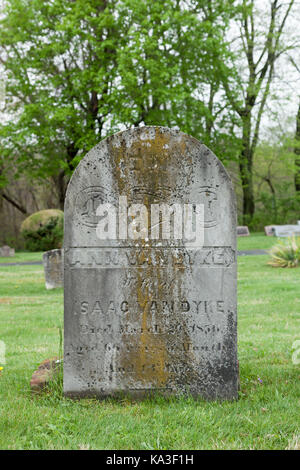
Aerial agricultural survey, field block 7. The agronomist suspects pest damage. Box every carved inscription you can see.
[64,127,238,399]
[197,187,218,227]
[65,247,235,268]
[76,299,225,316]
[75,186,108,227]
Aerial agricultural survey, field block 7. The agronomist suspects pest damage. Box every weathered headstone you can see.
[43,249,63,289]
[64,127,238,400]
[0,245,15,257]
[273,225,300,237]
[237,226,250,237]
[264,225,275,236]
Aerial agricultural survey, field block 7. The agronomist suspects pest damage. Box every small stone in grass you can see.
[30,357,62,393]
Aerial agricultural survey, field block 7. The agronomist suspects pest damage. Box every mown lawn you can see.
[237,232,278,251]
[0,251,44,264]
[0,253,299,450]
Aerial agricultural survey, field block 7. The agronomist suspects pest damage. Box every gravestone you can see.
[64,127,238,400]
[264,225,275,236]
[0,245,15,257]
[43,249,63,289]
[237,226,250,237]
[273,225,300,237]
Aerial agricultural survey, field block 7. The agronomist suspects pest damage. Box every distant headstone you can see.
[237,226,250,237]
[64,127,238,400]
[264,225,275,236]
[0,245,15,257]
[273,225,300,237]
[42,249,63,289]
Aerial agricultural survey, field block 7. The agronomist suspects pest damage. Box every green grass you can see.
[0,257,299,450]
[0,251,43,263]
[237,232,277,251]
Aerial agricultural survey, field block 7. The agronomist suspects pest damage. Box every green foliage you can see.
[0,0,240,201]
[268,236,300,268]
[251,192,300,231]
[219,0,296,222]
[45,360,64,401]
[0,0,297,224]
[21,209,64,232]
[21,210,64,252]
[247,141,300,230]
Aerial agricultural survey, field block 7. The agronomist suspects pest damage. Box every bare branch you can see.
[1,191,28,215]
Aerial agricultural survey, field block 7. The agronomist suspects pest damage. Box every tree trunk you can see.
[264,176,277,218]
[52,170,69,210]
[56,170,68,210]
[294,100,300,192]
[53,143,79,210]
[239,156,255,223]
[240,114,255,223]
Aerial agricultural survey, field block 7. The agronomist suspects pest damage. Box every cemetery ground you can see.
[0,235,299,450]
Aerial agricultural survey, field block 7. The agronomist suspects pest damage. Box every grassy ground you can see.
[0,251,43,263]
[237,232,278,251]
[0,254,299,450]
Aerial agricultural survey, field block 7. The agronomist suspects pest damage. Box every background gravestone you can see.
[237,226,250,237]
[64,126,238,400]
[43,249,63,289]
[273,225,300,237]
[264,225,275,236]
[0,245,15,257]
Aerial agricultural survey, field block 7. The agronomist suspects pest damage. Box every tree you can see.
[295,102,300,191]
[253,139,296,225]
[220,0,296,223]
[0,0,240,211]
[115,0,240,160]
[287,55,300,192]
[0,0,124,208]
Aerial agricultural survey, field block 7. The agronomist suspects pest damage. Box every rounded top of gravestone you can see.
[42,248,62,259]
[67,126,234,195]
[65,126,236,247]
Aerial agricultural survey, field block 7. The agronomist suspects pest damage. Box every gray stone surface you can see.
[273,225,300,237]
[64,127,238,400]
[0,245,15,257]
[43,249,63,289]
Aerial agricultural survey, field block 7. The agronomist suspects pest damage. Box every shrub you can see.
[268,236,300,268]
[248,192,300,232]
[20,209,64,252]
